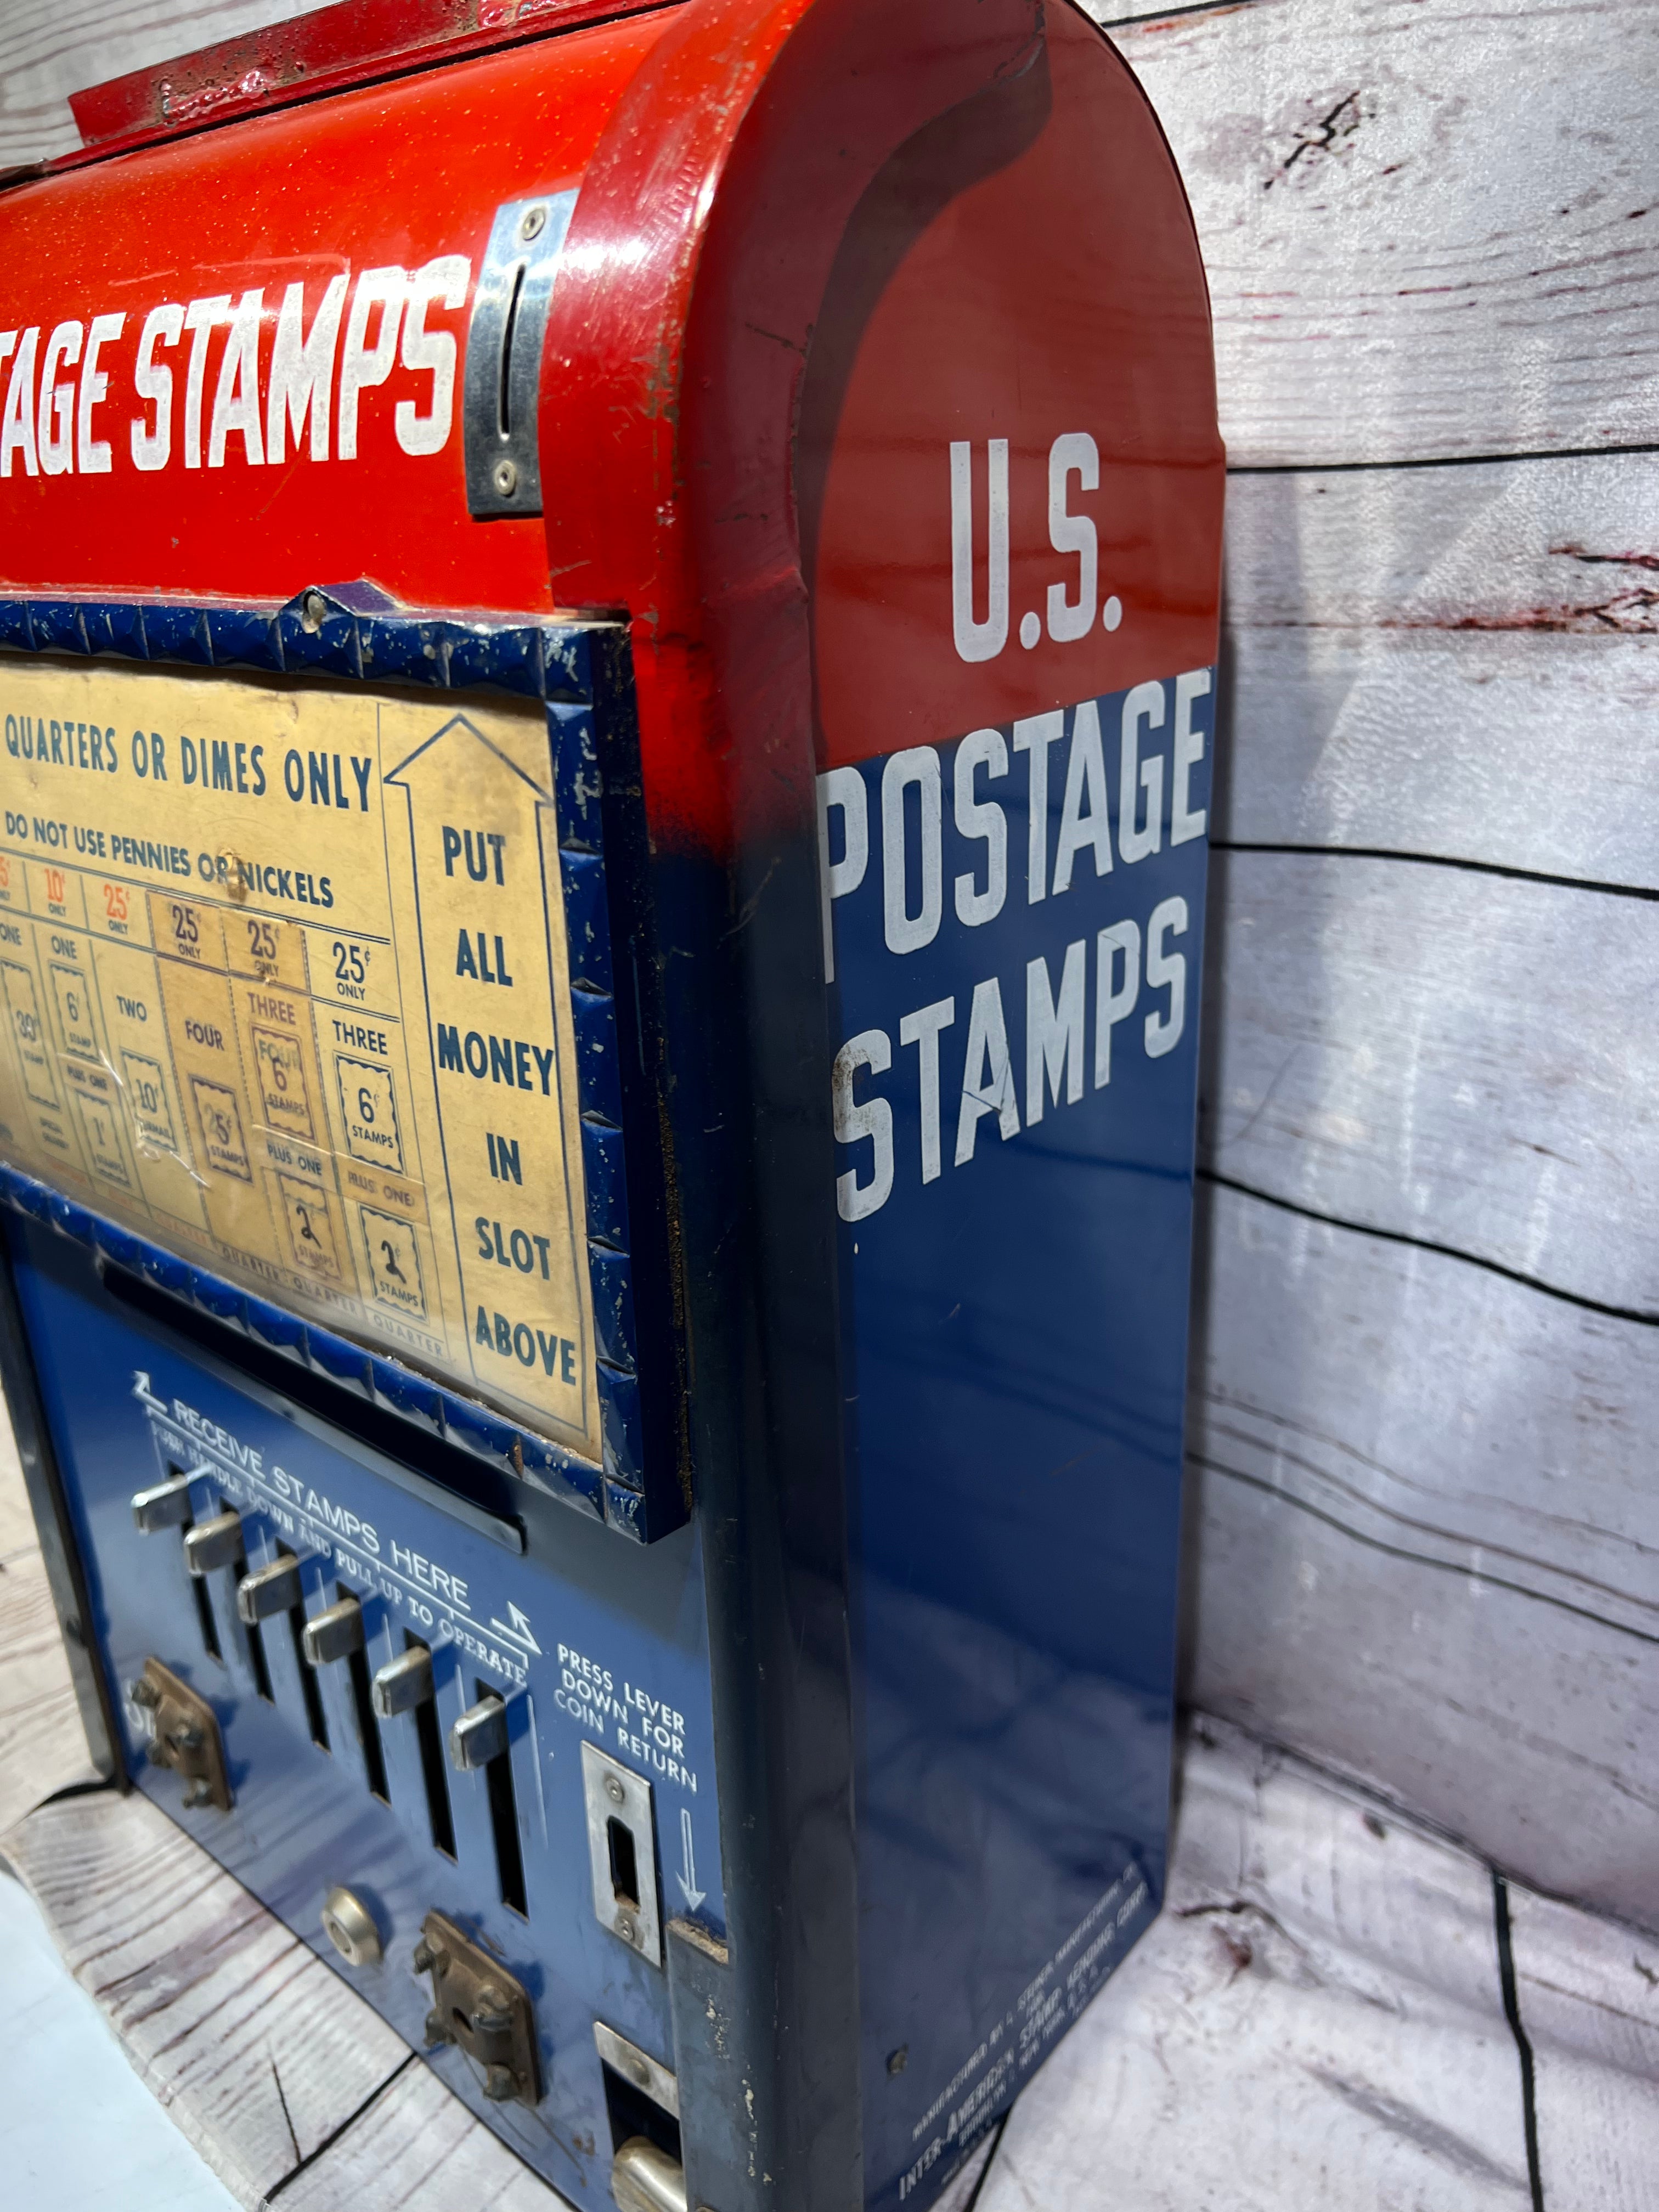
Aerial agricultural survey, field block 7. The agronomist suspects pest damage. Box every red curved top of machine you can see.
[0,0,1221,856]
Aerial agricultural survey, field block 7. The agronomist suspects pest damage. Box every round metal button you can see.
[320,1886,383,1968]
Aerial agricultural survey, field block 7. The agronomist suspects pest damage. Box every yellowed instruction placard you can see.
[0,658,599,1460]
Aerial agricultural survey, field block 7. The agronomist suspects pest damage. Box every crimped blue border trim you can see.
[0,586,654,1539]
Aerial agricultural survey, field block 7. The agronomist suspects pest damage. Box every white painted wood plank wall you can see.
[0,0,1650,1929]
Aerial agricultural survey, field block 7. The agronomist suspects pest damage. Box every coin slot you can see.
[607,1816,640,1910]
[497,263,526,438]
[407,1634,455,1859]
[478,1677,527,1918]
[338,1584,388,1802]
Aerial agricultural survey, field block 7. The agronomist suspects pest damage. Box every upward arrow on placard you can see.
[383,714,576,1428]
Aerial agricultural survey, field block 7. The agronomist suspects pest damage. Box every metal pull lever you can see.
[131,1468,204,1533]
[371,1644,433,1720]
[302,1595,364,1667]
[183,1509,244,1577]
[236,1555,303,1625]
[449,1692,508,1771]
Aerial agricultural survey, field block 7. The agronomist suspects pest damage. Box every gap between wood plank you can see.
[1227,440,1659,478]
[1494,1875,1548,2212]
[1096,0,1271,28]
[1211,840,1659,907]
[1198,1170,1659,1331]
[1189,1447,1659,1651]
[263,2052,421,2205]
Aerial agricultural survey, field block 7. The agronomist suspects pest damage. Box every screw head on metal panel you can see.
[129,1675,160,1708]
[519,204,546,242]
[604,1774,625,1805]
[412,1939,435,1974]
[615,1912,637,1945]
[301,589,328,632]
[484,2063,516,2102]
[625,2053,651,2089]
[320,1887,382,1968]
[425,2008,451,2045]
[887,2046,909,2076]
[493,457,518,498]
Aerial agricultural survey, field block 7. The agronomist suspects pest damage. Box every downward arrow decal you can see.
[676,1805,705,1910]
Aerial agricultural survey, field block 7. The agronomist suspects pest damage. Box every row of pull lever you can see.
[131,1470,507,1772]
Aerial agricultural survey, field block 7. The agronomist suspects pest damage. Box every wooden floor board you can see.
[274,2059,567,2212]
[0,1545,98,1832]
[2,1790,411,2207]
[1509,1881,1659,2211]
[1187,1182,1659,1927]
[974,1720,1534,2212]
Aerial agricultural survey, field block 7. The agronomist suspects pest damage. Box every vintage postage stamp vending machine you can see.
[0,0,1222,2204]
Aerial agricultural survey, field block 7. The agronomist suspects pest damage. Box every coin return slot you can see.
[607,1817,640,1910]
[582,1742,662,1966]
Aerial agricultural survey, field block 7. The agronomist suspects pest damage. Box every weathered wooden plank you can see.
[274,2053,566,2211]
[1216,454,1659,885]
[975,1719,1533,2212]
[0,0,301,170]
[0,1392,35,1564]
[1186,1181,1659,1926]
[1224,452,1659,635]
[1219,625,1659,887]
[1508,1882,1659,2207]
[2,1787,410,2207]
[1200,850,1659,1313]
[0,1861,243,2212]
[0,1546,98,1831]
[1103,0,1659,465]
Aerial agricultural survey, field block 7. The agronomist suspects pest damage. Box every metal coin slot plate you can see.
[594,2020,679,2117]
[129,1656,232,1812]
[582,1740,662,1966]
[413,1908,541,2106]
[462,188,579,517]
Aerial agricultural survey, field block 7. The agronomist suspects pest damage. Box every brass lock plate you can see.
[414,1909,541,2107]
[131,1656,233,1812]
